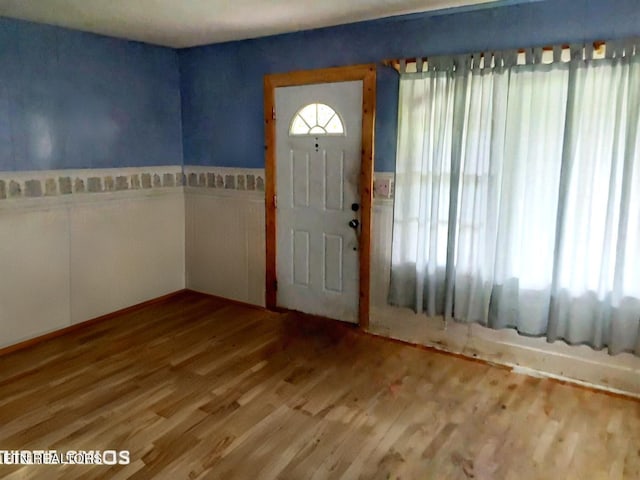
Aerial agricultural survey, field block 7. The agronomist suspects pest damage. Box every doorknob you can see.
[348,219,360,229]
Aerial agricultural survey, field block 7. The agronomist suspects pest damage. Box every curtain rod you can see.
[382,40,608,72]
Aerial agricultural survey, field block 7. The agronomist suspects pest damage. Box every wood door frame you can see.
[264,64,376,329]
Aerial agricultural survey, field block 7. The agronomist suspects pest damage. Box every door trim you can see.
[264,64,376,329]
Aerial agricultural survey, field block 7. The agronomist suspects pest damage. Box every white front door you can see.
[275,81,363,323]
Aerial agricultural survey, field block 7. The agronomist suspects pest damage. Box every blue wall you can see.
[0,18,182,171]
[2,0,639,173]
[179,0,640,172]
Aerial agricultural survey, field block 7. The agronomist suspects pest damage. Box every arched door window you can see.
[289,103,345,136]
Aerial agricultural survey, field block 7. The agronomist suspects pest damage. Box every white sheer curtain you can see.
[549,46,640,352]
[389,42,640,355]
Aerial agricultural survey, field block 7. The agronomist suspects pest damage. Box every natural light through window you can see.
[290,103,344,136]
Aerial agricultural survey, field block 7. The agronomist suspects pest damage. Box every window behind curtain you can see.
[389,43,640,355]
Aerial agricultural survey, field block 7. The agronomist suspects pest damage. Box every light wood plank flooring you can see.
[1,291,639,479]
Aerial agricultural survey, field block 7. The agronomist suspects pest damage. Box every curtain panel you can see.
[389,41,640,355]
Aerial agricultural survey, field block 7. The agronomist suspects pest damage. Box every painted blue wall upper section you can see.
[3,0,639,172]
[0,18,182,171]
[179,0,640,172]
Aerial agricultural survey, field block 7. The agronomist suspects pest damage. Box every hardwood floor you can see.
[0,291,639,479]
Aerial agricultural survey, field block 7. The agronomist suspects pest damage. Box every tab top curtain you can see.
[389,41,640,355]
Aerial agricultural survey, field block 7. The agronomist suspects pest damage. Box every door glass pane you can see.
[290,103,344,136]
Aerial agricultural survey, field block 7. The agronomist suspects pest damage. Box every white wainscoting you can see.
[369,198,640,397]
[69,191,185,323]
[0,205,71,345]
[4,163,637,396]
[184,167,265,306]
[0,167,185,349]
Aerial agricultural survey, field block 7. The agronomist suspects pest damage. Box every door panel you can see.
[275,81,362,323]
[324,150,344,211]
[292,230,310,286]
[291,150,310,207]
[324,234,343,292]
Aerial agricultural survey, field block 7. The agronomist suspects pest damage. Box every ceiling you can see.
[0,0,498,48]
